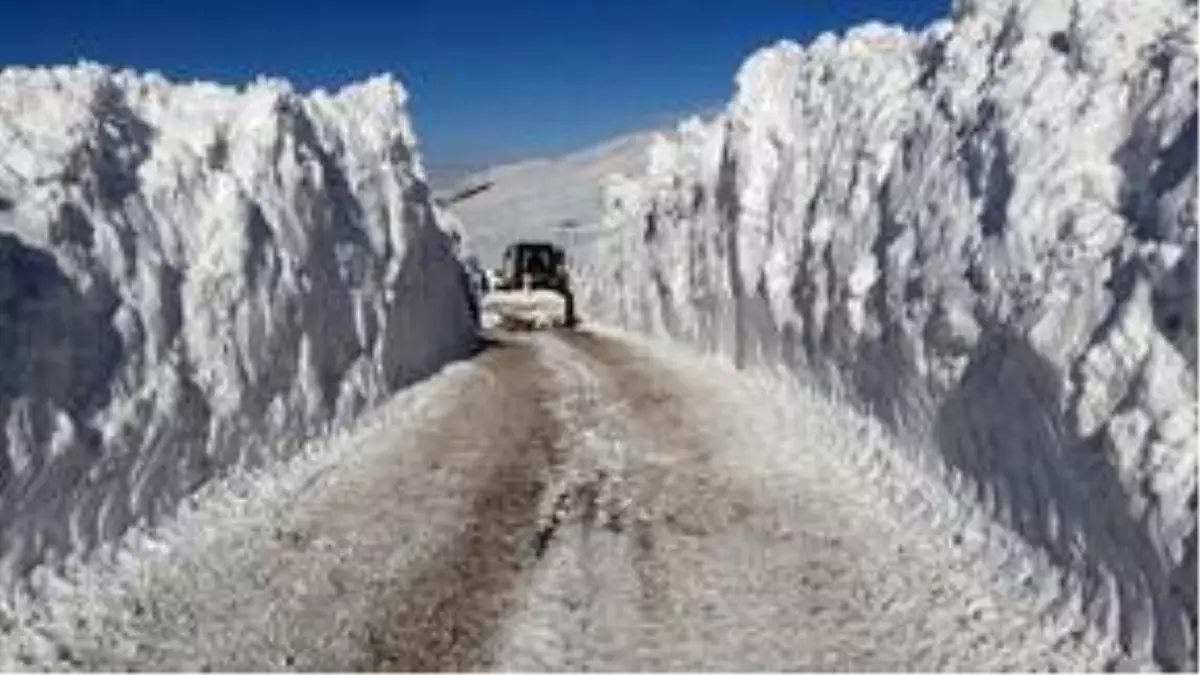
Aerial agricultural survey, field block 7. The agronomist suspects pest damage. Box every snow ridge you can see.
[580,0,1197,667]
[446,131,658,268]
[0,64,477,594]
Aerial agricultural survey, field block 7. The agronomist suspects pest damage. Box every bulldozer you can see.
[482,241,578,330]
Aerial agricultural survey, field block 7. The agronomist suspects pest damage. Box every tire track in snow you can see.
[543,328,1125,670]
[553,332,759,657]
[360,338,567,671]
[481,330,644,670]
[563,330,873,667]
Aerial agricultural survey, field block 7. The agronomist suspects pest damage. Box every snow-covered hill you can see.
[580,0,1197,667]
[444,131,657,267]
[0,65,477,593]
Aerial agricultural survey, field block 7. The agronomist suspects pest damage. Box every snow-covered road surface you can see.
[0,329,1133,670]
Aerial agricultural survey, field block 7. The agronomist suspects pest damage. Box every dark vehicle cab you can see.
[495,241,577,326]
[498,242,567,290]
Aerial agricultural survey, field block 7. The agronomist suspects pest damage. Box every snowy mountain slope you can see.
[444,131,657,267]
[0,64,478,594]
[579,0,1197,667]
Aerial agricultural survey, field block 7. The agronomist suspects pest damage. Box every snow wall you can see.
[580,0,1197,667]
[0,66,478,592]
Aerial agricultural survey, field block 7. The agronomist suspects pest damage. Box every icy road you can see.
[2,329,1132,671]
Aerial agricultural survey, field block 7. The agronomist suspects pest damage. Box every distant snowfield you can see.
[0,64,477,597]
[443,131,657,268]
[578,0,1197,667]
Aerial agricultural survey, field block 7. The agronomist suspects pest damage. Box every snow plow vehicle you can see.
[482,242,577,331]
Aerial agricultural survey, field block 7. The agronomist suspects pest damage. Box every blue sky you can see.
[0,1,947,175]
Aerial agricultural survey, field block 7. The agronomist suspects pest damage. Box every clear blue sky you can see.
[0,1,947,175]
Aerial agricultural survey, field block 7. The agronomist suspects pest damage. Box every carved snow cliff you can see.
[0,65,477,592]
[581,0,1197,666]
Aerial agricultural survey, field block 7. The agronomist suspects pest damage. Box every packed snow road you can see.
[1,329,1128,671]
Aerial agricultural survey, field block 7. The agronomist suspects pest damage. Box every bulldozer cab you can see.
[501,242,566,289]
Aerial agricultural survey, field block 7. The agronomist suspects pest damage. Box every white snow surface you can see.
[0,64,477,595]
[579,0,1197,668]
[444,131,657,268]
[0,329,1132,670]
[0,355,482,671]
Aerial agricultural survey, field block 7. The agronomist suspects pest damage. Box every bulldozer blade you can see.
[482,288,569,331]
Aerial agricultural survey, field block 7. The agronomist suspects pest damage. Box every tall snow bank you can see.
[581,0,1196,667]
[0,65,477,592]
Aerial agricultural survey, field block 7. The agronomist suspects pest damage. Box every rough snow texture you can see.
[0,65,477,594]
[0,329,1129,670]
[445,132,657,268]
[580,0,1197,667]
